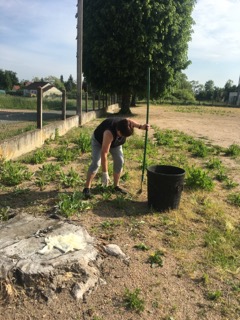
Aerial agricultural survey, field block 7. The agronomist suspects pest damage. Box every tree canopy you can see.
[83,0,196,113]
[0,69,19,90]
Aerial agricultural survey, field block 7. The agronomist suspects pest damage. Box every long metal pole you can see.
[76,0,83,125]
[140,67,150,191]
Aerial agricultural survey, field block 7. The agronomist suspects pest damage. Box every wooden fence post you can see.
[98,93,100,110]
[37,87,43,129]
[93,92,95,111]
[62,89,66,120]
[85,92,88,112]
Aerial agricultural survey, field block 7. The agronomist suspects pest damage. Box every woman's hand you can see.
[102,172,110,186]
[140,123,150,130]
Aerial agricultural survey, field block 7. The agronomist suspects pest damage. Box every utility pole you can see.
[76,0,83,125]
[237,75,240,106]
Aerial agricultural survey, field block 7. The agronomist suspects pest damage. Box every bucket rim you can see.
[147,164,185,176]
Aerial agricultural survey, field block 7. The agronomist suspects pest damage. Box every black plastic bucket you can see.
[147,165,185,212]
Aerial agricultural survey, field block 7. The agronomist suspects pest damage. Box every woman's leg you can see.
[85,136,102,188]
[110,146,124,187]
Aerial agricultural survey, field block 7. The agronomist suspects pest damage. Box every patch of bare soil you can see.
[1,105,240,320]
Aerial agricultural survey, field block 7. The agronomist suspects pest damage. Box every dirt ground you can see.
[0,105,240,320]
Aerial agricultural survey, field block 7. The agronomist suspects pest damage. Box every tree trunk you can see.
[120,94,132,114]
[130,94,136,107]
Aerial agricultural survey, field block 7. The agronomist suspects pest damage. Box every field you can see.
[0,104,240,320]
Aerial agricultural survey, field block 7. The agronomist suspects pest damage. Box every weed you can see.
[215,168,228,182]
[231,282,240,293]
[227,193,240,207]
[225,144,240,157]
[101,191,112,201]
[134,243,150,251]
[55,192,92,217]
[224,178,238,189]
[123,288,145,312]
[35,163,61,190]
[74,132,91,153]
[188,140,210,158]
[201,273,210,285]
[111,195,128,209]
[148,250,164,267]
[24,149,47,164]
[207,290,222,301]
[54,128,60,141]
[12,187,30,195]
[154,130,175,147]
[126,135,145,149]
[0,206,10,221]
[206,157,223,170]
[0,161,32,186]
[185,166,214,191]
[55,147,79,164]
[121,171,130,182]
[59,168,82,188]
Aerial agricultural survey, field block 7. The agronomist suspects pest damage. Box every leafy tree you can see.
[204,80,215,101]
[65,74,76,92]
[83,0,196,114]
[190,80,204,96]
[0,69,19,90]
[169,72,195,102]
[223,79,237,102]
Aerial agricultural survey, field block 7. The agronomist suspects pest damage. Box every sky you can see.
[0,0,240,88]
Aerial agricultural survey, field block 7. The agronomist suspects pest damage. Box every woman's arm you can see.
[101,130,113,172]
[127,118,150,130]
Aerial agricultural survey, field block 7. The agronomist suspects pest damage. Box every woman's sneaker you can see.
[114,186,127,195]
[83,188,92,199]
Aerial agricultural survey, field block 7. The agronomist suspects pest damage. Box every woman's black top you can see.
[94,118,126,148]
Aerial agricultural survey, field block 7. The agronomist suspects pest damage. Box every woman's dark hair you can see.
[116,119,134,137]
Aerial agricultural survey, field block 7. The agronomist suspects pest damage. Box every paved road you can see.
[0,109,77,124]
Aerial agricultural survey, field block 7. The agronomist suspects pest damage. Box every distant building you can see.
[23,82,62,97]
[228,76,240,106]
[12,85,21,91]
[228,92,240,106]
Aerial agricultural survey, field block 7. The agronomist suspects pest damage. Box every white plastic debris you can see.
[38,233,87,254]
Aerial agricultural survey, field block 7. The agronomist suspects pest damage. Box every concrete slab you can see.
[0,213,101,300]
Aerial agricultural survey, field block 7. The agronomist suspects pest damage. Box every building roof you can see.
[24,82,50,90]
